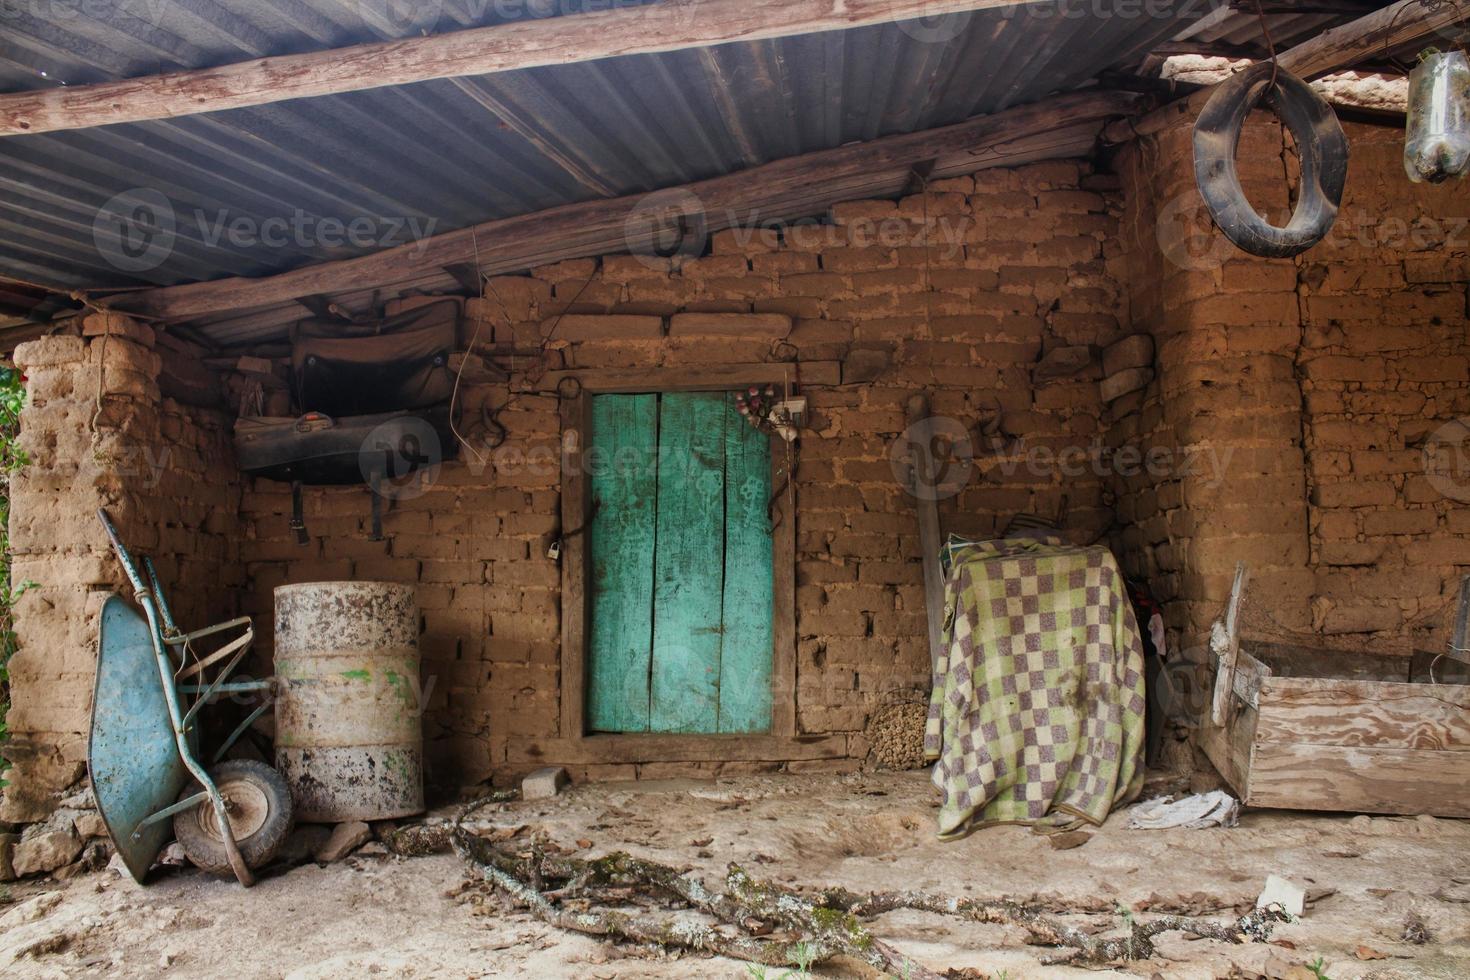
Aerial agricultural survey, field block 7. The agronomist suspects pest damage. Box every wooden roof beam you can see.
[112,89,1140,323]
[1107,0,1466,142]
[0,0,1041,137]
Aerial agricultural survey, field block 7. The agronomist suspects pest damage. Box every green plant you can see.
[1307,956,1332,980]
[1116,902,1137,961]
[0,365,31,788]
[745,941,818,980]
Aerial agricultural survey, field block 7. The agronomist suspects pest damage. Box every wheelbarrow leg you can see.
[152,596,255,885]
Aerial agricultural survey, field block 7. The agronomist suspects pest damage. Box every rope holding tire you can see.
[1193,62,1349,258]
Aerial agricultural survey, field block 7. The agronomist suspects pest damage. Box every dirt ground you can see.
[3,771,1469,979]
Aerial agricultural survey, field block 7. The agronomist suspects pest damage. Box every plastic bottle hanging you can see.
[1404,50,1470,184]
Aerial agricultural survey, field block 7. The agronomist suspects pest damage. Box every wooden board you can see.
[903,394,946,675]
[1254,677,1470,751]
[559,396,589,741]
[1198,700,1257,800]
[719,393,773,733]
[650,392,727,733]
[1247,742,1470,818]
[0,1,1041,136]
[115,91,1138,322]
[586,394,658,733]
[541,362,840,393]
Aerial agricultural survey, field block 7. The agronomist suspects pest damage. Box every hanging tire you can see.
[1193,62,1348,258]
[174,759,294,875]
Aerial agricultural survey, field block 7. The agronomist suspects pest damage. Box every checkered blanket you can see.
[924,536,1147,839]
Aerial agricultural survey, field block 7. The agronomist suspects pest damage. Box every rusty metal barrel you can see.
[273,582,423,821]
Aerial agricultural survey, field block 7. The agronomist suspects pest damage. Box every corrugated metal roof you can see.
[0,1,1388,344]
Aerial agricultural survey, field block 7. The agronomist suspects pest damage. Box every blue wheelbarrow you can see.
[89,509,293,887]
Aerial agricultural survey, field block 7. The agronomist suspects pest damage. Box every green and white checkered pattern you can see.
[925,536,1146,839]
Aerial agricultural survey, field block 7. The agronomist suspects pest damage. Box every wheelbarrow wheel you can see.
[174,760,294,876]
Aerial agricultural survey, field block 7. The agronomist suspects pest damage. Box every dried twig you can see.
[450,800,1286,973]
[818,887,1291,965]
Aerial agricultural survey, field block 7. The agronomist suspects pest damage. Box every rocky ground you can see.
[2,771,1469,979]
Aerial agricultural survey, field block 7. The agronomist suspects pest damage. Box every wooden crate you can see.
[1201,641,1470,818]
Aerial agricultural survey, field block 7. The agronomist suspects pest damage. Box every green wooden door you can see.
[587,391,773,734]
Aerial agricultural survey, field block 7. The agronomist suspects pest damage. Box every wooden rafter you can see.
[112,90,1140,323]
[1112,0,1466,142]
[0,0,1042,137]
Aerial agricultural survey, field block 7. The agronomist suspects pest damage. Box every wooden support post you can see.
[904,394,946,675]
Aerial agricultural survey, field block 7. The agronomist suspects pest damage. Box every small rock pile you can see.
[3,785,113,881]
[864,700,929,770]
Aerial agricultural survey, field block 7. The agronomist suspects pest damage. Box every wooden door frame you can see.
[558,368,798,759]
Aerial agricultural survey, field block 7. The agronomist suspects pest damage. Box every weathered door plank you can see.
[650,392,726,733]
[587,394,658,733]
[718,393,773,733]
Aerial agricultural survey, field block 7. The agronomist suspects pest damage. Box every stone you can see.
[73,811,108,839]
[841,347,892,385]
[540,314,663,342]
[1257,874,1307,917]
[278,824,333,865]
[82,312,156,348]
[59,786,95,809]
[13,828,83,877]
[1033,345,1093,382]
[0,832,17,881]
[12,335,85,369]
[315,820,373,862]
[522,766,569,801]
[0,747,87,824]
[1102,333,1154,376]
[667,313,791,338]
[1047,830,1093,850]
[1100,366,1153,403]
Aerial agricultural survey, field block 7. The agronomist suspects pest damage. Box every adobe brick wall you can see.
[236,161,1131,787]
[7,127,1465,824]
[1110,117,1469,666]
[3,315,243,822]
[1299,125,1470,643]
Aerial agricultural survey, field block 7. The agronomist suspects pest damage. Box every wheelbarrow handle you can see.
[96,508,147,596]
